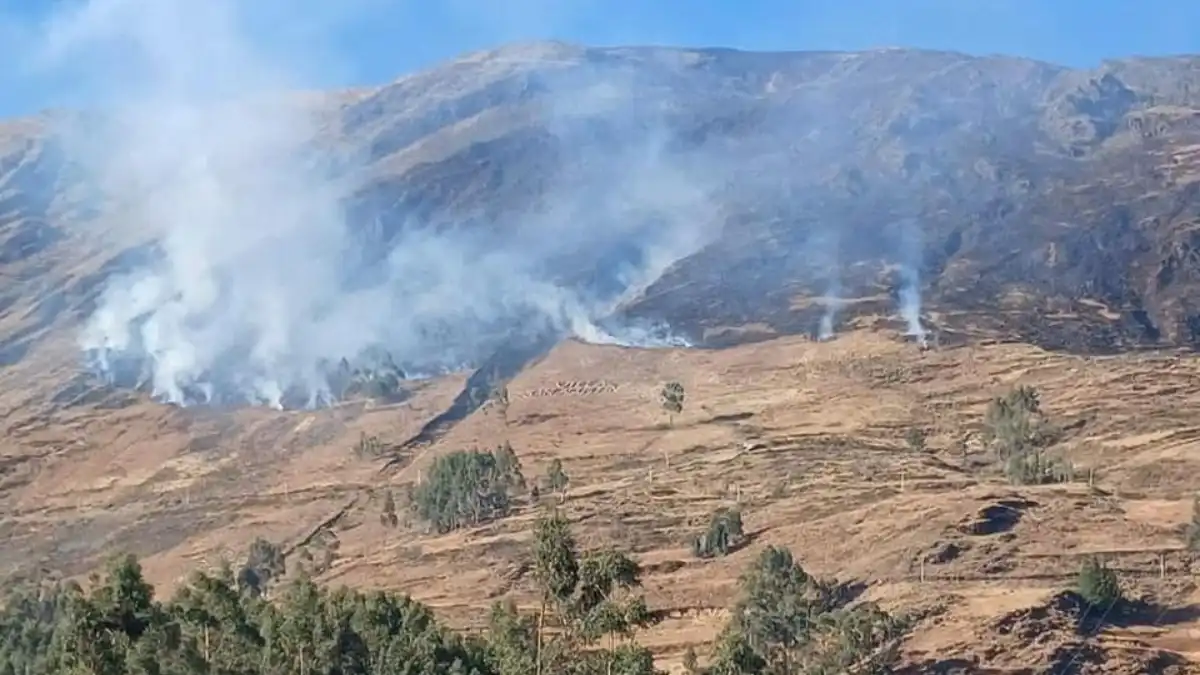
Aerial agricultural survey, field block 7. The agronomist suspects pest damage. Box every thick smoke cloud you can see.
[36,0,706,408]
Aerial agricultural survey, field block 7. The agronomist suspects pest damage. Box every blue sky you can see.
[1,0,1199,118]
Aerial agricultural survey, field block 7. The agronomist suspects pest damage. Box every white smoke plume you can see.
[29,0,711,408]
[895,218,927,346]
[812,227,842,341]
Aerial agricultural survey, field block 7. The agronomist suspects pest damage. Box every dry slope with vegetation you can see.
[3,330,1200,673]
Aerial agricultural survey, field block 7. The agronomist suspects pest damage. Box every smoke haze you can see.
[32,0,710,408]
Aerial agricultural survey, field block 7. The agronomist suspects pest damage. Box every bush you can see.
[1077,556,1121,611]
[984,385,1052,458]
[905,427,927,452]
[707,545,909,674]
[237,538,285,597]
[660,382,685,425]
[1004,450,1074,485]
[545,458,569,495]
[380,489,399,528]
[983,385,1073,485]
[413,448,523,533]
[691,508,745,559]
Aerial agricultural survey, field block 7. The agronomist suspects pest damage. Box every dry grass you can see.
[3,328,1200,671]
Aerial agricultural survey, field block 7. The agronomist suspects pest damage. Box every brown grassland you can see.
[3,325,1200,672]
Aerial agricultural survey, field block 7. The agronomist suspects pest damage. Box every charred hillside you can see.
[2,43,1200,401]
[334,44,1200,353]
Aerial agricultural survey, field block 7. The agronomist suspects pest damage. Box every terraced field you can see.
[3,328,1199,672]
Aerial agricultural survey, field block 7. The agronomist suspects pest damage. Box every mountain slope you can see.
[334,44,1200,353]
[3,44,1200,392]
[3,44,1200,672]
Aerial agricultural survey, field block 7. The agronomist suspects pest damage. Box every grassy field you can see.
[2,329,1199,672]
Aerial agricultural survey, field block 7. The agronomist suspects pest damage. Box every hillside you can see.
[1,43,1200,672]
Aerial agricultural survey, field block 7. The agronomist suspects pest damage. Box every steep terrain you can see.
[11,44,1200,369]
[3,43,1200,672]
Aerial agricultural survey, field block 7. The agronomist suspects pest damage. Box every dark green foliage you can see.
[1004,448,1074,485]
[529,511,659,675]
[0,577,78,675]
[0,552,493,675]
[490,386,511,423]
[493,442,526,492]
[983,385,1052,458]
[705,546,909,675]
[533,512,580,607]
[1077,557,1122,612]
[238,538,285,598]
[413,448,522,533]
[983,385,1072,485]
[661,382,685,425]
[0,512,666,675]
[691,508,746,559]
[485,601,537,675]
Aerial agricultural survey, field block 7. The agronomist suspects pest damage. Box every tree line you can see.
[0,509,910,675]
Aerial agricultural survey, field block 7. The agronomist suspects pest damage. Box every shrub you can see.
[1004,450,1074,485]
[660,382,685,425]
[707,545,909,674]
[1077,556,1121,611]
[905,427,927,452]
[983,385,1073,485]
[237,538,285,597]
[413,449,515,533]
[983,385,1051,458]
[691,507,745,559]
[545,458,569,496]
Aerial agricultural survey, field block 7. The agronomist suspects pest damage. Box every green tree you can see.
[1004,448,1073,486]
[381,489,400,528]
[490,386,511,425]
[532,512,581,675]
[982,385,1072,486]
[1077,557,1121,612]
[354,432,387,459]
[692,508,746,559]
[707,546,907,675]
[485,601,537,675]
[983,385,1051,459]
[493,442,527,493]
[413,449,513,533]
[529,512,658,675]
[545,459,569,502]
[660,382,685,427]
[0,550,499,675]
[0,577,76,675]
[238,538,286,598]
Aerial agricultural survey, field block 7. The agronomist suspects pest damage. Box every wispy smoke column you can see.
[813,227,841,341]
[896,218,927,345]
